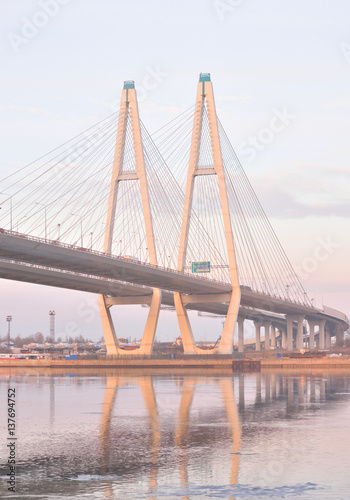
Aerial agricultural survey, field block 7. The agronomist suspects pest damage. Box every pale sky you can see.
[0,0,349,342]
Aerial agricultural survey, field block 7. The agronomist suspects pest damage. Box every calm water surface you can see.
[1,368,350,499]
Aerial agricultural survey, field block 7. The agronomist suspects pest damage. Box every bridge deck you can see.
[0,233,348,329]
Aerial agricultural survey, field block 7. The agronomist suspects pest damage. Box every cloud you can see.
[295,163,350,177]
[251,162,350,219]
[318,99,350,111]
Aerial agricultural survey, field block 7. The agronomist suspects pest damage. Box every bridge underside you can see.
[0,258,346,352]
[0,234,346,326]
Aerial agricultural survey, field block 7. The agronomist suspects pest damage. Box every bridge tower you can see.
[174,73,241,354]
[98,81,161,356]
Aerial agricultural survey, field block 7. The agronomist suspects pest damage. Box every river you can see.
[1,368,350,499]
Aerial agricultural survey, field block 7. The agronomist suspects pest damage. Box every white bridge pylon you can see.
[174,73,241,355]
[98,81,161,355]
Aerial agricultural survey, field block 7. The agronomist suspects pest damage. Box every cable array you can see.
[0,95,310,305]
[153,101,311,305]
[0,102,228,282]
[0,112,122,250]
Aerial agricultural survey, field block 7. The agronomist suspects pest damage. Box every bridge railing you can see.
[1,228,337,312]
[0,228,231,287]
[0,257,154,290]
[322,305,349,325]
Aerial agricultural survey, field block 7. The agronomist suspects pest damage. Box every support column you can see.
[98,80,161,356]
[270,325,276,348]
[175,73,241,355]
[296,315,305,350]
[308,320,317,350]
[281,329,287,349]
[237,316,245,353]
[254,322,261,351]
[325,326,331,349]
[335,323,345,347]
[264,322,270,351]
[318,320,326,349]
[286,315,294,351]
[315,334,319,348]
[173,293,197,354]
[98,295,118,356]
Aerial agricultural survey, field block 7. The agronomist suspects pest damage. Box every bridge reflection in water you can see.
[95,370,350,499]
[1,368,350,498]
[98,373,242,500]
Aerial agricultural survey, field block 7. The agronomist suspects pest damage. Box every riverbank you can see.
[0,356,350,370]
[0,357,245,369]
[261,357,350,369]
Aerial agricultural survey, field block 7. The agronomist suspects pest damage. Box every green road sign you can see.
[191,261,210,273]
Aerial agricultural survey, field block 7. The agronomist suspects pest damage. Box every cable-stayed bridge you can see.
[0,74,348,355]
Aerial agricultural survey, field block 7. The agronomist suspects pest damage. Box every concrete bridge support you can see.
[254,322,261,351]
[281,329,287,349]
[270,325,276,348]
[318,320,326,349]
[325,326,331,349]
[335,323,345,347]
[286,315,294,350]
[308,320,317,349]
[264,322,271,351]
[237,316,245,353]
[286,314,304,350]
[98,81,161,355]
[175,73,241,355]
[296,315,305,350]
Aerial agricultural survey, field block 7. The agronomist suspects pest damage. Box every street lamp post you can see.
[6,315,12,347]
[36,202,47,241]
[0,192,13,231]
[57,223,61,241]
[90,232,93,250]
[16,215,27,232]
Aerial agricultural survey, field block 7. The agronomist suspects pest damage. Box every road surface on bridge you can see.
[0,231,347,331]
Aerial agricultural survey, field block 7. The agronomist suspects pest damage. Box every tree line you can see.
[0,332,104,350]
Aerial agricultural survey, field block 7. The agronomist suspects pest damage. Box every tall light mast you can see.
[49,310,55,344]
